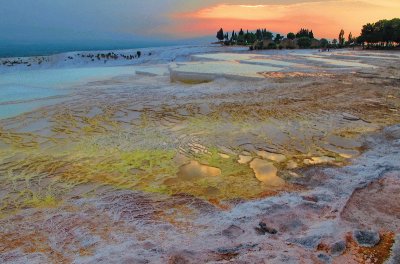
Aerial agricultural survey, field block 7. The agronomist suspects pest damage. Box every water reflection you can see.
[177,161,221,180]
[250,158,284,186]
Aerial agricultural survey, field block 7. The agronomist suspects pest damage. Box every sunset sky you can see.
[1,0,399,44]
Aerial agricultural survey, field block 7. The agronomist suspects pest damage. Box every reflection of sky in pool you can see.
[239,59,298,67]
[171,53,287,82]
[192,53,300,68]
[0,66,136,119]
[292,54,375,68]
[0,98,67,120]
[192,53,300,67]
[192,53,262,61]
[135,65,169,76]
[0,84,63,103]
[171,61,282,81]
[303,56,375,68]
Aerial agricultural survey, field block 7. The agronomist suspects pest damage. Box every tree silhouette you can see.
[339,29,345,46]
[359,18,400,47]
[231,30,235,42]
[216,28,224,41]
[320,38,329,48]
[263,30,273,40]
[347,32,353,44]
[256,29,262,40]
[274,34,284,43]
[296,28,311,38]
[297,37,312,48]
[287,32,295,40]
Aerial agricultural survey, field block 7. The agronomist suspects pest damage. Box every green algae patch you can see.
[53,146,179,192]
[23,192,60,208]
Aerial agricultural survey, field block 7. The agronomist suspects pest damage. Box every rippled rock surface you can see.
[0,47,399,263]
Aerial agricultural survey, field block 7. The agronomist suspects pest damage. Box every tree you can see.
[287,32,296,40]
[320,38,329,48]
[348,32,353,43]
[216,28,224,41]
[237,29,245,44]
[296,28,311,38]
[230,30,235,42]
[332,39,338,45]
[246,32,256,44]
[309,30,314,39]
[274,34,284,43]
[339,29,345,46]
[297,37,312,48]
[263,30,273,40]
[256,29,262,40]
[358,18,400,47]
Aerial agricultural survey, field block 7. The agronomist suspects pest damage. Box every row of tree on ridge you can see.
[216,18,400,50]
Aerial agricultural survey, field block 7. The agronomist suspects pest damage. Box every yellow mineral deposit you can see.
[218,153,230,159]
[238,155,253,164]
[256,150,287,163]
[303,156,335,165]
[286,160,298,169]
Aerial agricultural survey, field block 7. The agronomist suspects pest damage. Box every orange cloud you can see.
[168,1,400,39]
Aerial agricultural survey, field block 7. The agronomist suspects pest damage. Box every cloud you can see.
[169,0,400,38]
[1,0,399,42]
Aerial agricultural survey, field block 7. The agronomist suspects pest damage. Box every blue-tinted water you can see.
[0,66,137,119]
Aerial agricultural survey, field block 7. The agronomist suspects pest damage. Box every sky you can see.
[1,0,399,45]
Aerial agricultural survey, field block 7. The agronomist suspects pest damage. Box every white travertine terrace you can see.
[169,61,281,83]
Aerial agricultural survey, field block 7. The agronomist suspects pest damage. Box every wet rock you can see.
[314,193,334,203]
[167,250,196,264]
[302,195,318,203]
[317,253,332,263]
[168,255,189,264]
[120,258,149,264]
[215,243,257,255]
[342,112,360,121]
[297,201,329,212]
[353,230,380,247]
[330,240,346,256]
[255,221,278,235]
[142,242,156,250]
[278,218,305,233]
[289,235,322,249]
[222,225,245,239]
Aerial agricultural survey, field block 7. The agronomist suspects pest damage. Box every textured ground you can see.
[0,48,399,263]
